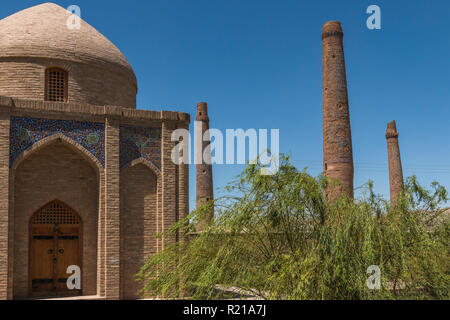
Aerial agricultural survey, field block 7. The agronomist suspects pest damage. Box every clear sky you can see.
[2,0,450,209]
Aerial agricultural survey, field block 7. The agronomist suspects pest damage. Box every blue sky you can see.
[2,0,450,209]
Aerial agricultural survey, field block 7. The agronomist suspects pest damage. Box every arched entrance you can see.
[29,200,82,297]
[11,135,100,298]
[120,160,159,299]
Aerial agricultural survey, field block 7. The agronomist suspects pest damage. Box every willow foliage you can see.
[137,155,449,300]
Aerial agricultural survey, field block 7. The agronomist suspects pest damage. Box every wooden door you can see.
[29,201,82,297]
[30,226,54,293]
[55,226,80,292]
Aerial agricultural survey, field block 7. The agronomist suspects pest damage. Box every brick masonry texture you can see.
[104,118,121,299]
[162,121,177,248]
[0,59,137,108]
[0,112,10,300]
[195,102,214,230]
[120,164,158,299]
[322,21,354,199]
[386,121,404,201]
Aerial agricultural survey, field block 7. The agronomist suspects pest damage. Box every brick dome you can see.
[0,2,137,107]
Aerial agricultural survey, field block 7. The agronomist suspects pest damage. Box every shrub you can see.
[137,155,449,300]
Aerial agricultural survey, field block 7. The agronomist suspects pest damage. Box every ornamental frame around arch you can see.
[11,133,104,176]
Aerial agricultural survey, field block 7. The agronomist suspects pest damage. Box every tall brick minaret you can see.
[322,21,354,199]
[386,120,404,201]
[195,102,214,230]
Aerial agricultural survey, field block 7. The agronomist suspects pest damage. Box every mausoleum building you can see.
[0,3,189,300]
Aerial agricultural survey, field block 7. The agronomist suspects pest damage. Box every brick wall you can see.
[0,58,136,108]
[104,117,121,299]
[120,163,158,299]
[0,111,9,300]
[178,122,189,242]
[162,120,177,249]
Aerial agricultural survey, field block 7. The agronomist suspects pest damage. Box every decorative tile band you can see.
[120,125,161,170]
[10,117,105,167]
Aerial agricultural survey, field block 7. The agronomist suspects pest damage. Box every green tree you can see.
[137,155,449,300]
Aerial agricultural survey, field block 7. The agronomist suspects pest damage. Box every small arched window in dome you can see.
[45,67,68,102]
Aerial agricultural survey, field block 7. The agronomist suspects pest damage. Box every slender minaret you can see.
[386,121,404,201]
[322,21,354,199]
[196,102,214,230]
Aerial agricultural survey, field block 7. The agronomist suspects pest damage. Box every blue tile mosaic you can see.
[10,117,105,167]
[120,125,161,170]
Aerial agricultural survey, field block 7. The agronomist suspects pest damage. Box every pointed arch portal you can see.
[11,128,100,298]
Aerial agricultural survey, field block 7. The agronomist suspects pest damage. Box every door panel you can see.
[30,234,54,293]
[29,201,82,297]
[55,226,80,292]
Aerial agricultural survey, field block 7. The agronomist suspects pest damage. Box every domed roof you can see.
[0,2,136,86]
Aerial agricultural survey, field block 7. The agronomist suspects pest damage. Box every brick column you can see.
[178,121,189,241]
[162,117,177,247]
[0,107,10,300]
[386,121,404,202]
[104,116,121,299]
[97,170,105,297]
[195,102,214,230]
[322,21,354,199]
